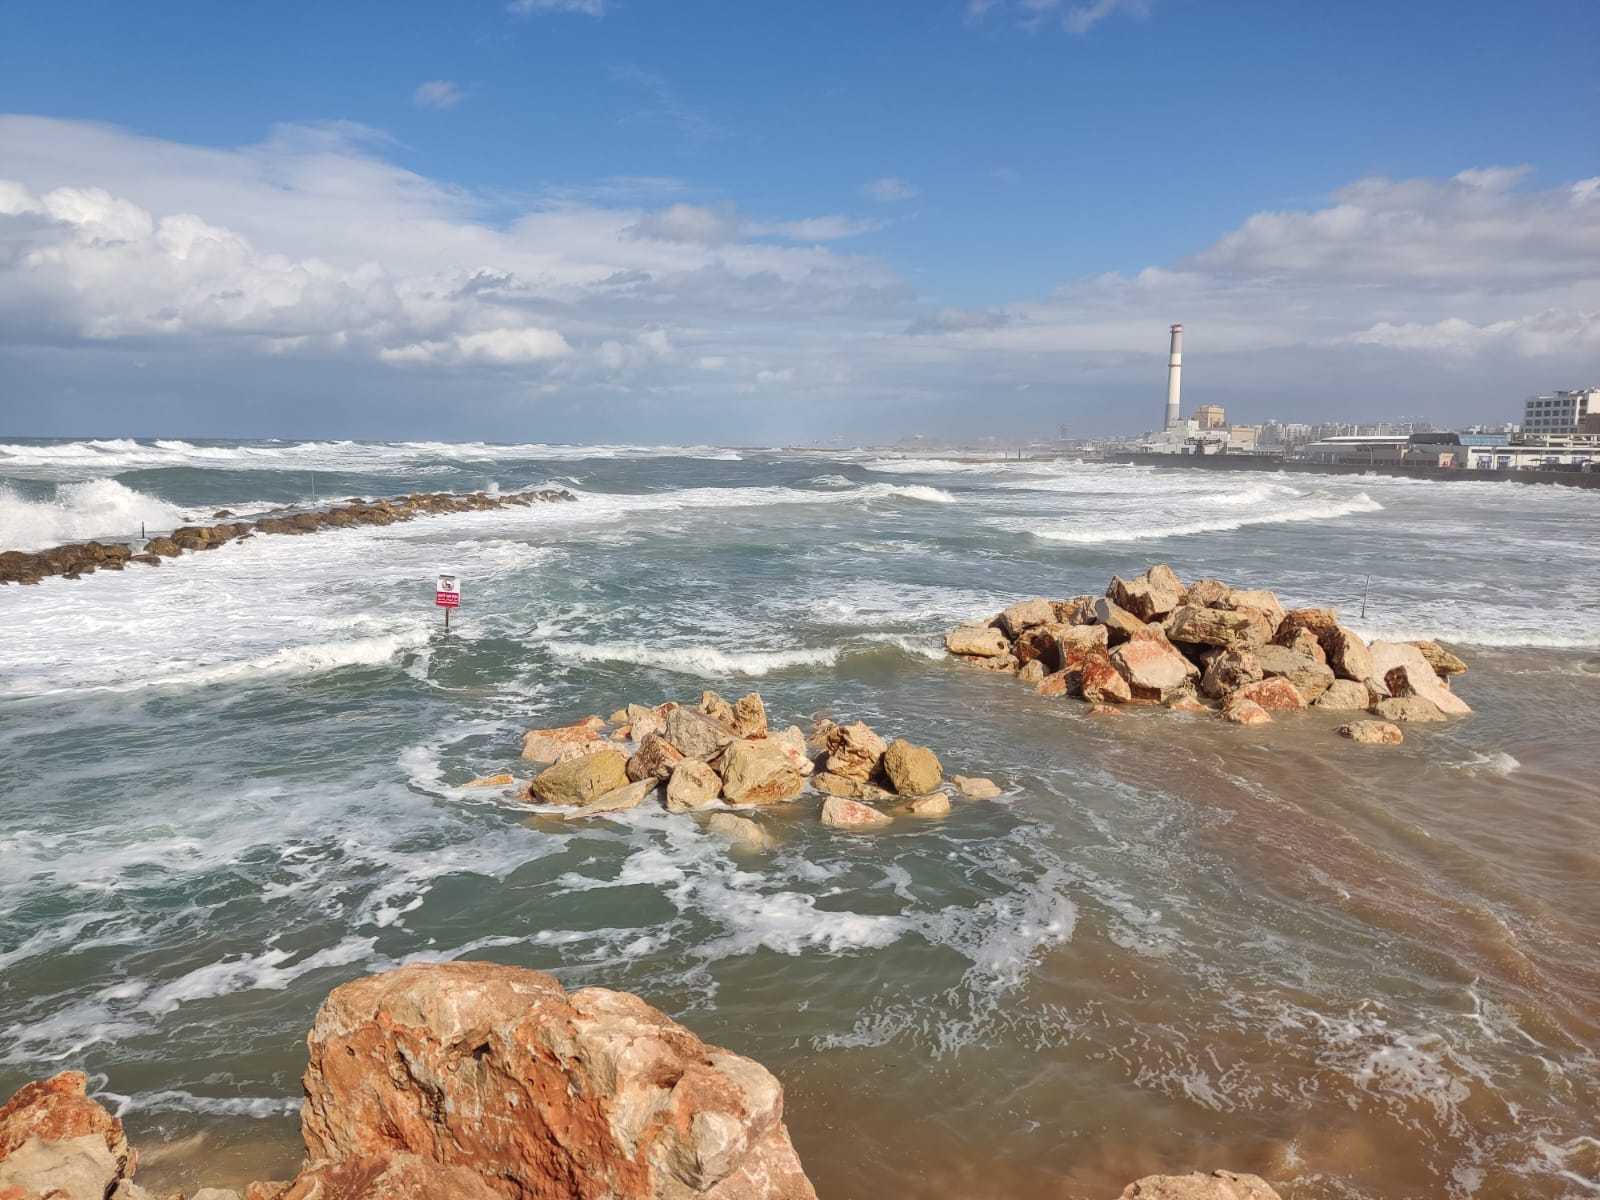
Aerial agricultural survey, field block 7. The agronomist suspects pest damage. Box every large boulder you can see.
[275,1154,501,1200]
[997,598,1056,638]
[698,690,737,727]
[299,962,816,1200]
[521,717,606,765]
[1110,637,1193,703]
[1321,626,1382,692]
[0,1072,136,1200]
[823,721,887,782]
[666,759,723,812]
[1199,648,1263,699]
[1313,679,1371,710]
[1234,677,1308,711]
[627,732,686,782]
[891,792,951,818]
[719,741,803,806]
[1369,641,1471,716]
[1277,606,1339,641]
[1014,623,1072,671]
[945,624,1010,658]
[1272,625,1327,663]
[730,693,768,739]
[526,751,630,806]
[1370,695,1448,724]
[1058,623,1110,669]
[768,726,815,778]
[568,778,660,818]
[1166,605,1264,649]
[1409,640,1468,678]
[809,773,894,803]
[1221,588,1286,630]
[1091,597,1146,644]
[881,739,943,796]
[624,702,676,743]
[1253,644,1335,704]
[1060,595,1099,625]
[1221,697,1273,725]
[1079,645,1132,704]
[665,707,738,760]
[819,797,892,830]
[1119,1169,1282,1200]
[1183,578,1233,608]
[1107,564,1185,622]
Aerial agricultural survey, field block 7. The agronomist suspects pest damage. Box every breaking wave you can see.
[1031,491,1384,544]
[542,640,839,677]
[0,479,189,553]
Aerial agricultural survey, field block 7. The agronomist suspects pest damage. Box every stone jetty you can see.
[0,487,577,586]
[0,964,1276,1199]
[946,564,1470,737]
[496,689,1004,836]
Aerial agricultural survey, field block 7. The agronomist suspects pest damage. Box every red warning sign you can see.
[435,573,461,608]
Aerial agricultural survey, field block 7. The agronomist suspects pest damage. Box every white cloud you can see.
[508,0,604,14]
[860,177,918,204]
[970,0,1152,33]
[627,202,745,246]
[381,328,572,365]
[413,81,465,109]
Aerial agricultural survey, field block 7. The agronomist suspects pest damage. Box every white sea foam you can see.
[1029,490,1384,543]
[138,936,378,1014]
[0,479,190,552]
[543,639,838,677]
[108,1089,301,1119]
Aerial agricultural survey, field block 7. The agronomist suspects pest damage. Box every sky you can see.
[0,0,1596,443]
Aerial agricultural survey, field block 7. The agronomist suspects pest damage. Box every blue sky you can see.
[0,0,1597,440]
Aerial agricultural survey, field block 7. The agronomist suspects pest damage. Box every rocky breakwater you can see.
[946,564,1471,744]
[495,689,1006,841]
[0,961,816,1200]
[0,488,577,586]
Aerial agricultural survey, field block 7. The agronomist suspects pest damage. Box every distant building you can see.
[1581,412,1600,436]
[1193,405,1225,430]
[1523,388,1598,435]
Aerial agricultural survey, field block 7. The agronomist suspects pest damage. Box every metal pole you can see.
[445,607,450,635]
[1360,575,1371,620]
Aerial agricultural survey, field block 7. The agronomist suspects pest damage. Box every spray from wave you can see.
[0,480,189,553]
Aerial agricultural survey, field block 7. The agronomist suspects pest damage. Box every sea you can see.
[2,437,1598,1199]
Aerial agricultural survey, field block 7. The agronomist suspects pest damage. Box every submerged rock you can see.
[950,775,1002,799]
[707,812,775,851]
[1221,698,1273,725]
[526,750,629,806]
[568,777,660,817]
[1370,695,1448,724]
[819,796,892,830]
[463,772,515,788]
[1338,720,1404,745]
[299,961,817,1200]
[891,792,951,817]
[1119,1169,1282,1200]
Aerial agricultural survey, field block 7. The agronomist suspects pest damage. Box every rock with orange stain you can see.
[1120,1169,1282,1200]
[299,962,816,1200]
[0,1071,137,1200]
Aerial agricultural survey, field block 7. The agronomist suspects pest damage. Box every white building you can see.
[1523,388,1598,435]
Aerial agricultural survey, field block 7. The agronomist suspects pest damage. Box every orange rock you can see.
[0,1071,130,1170]
[299,962,816,1200]
[277,1153,500,1199]
[1221,698,1273,725]
[1236,677,1308,711]
[520,717,606,764]
[1088,704,1127,717]
[1079,645,1131,705]
[462,772,514,788]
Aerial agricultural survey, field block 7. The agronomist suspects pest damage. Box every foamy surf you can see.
[1029,490,1384,543]
[542,640,839,677]
[0,479,191,552]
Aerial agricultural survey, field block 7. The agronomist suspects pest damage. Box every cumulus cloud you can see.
[413,81,465,109]
[860,177,918,203]
[0,112,1595,440]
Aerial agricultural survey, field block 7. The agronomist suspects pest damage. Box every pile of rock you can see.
[0,488,577,585]
[496,690,1003,839]
[946,564,1470,743]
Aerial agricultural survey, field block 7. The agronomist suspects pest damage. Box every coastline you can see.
[1101,451,1600,489]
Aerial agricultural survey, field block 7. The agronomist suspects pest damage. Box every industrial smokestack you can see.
[1164,324,1183,431]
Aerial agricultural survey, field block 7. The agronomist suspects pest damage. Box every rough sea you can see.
[2,438,1598,1198]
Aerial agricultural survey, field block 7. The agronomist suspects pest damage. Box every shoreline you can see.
[0,486,577,585]
[1101,451,1600,489]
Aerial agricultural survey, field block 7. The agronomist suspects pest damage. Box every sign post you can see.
[436,573,461,633]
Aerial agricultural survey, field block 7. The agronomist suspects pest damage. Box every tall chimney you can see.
[1164,324,1183,431]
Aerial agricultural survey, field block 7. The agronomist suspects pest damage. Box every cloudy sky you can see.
[1,0,1596,442]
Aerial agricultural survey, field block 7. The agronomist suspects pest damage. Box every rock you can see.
[809,773,895,803]
[1409,640,1468,677]
[1321,626,1383,693]
[1370,641,1471,715]
[961,652,1019,671]
[720,741,804,806]
[1058,623,1110,668]
[997,597,1056,638]
[1370,695,1448,723]
[1165,695,1209,713]
[463,772,515,788]
[1313,679,1372,710]
[1014,622,1072,671]
[768,726,816,778]
[1107,563,1186,621]
[1200,648,1263,699]
[1253,644,1336,703]
[191,1190,244,1200]
[0,1071,134,1200]
[881,739,943,795]
[1222,587,1286,629]
[1273,626,1327,663]
[819,797,892,830]
[1088,704,1127,717]
[1183,578,1233,608]
[950,775,1002,799]
[1119,1168,1282,1200]
[1017,659,1047,685]
[1110,636,1194,702]
[1034,670,1073,697]
[627,732,686,782]
[1338,720,1404,745]
[274,1154,501,1200]
[707,812,775,851]
[665,706,738,760]
[665,759,723,812]
[625,702,675,743]
[1166,605,1263,648]
[1079,645,1132,704]
[945,624,1011,658]
[1221,698,1273,725]
[891,792,951,817]
[520,716,606,764]
[1061,595,1099,625]
[730,693,768,739]
[298,961,817,1200]
[567,777,659,818]
[144,537,182,557]
[823,721,887,782]
[1235,677,1308,711]
[1090,597,1146,644]
[525,750,629,807]
[698,690,737,726]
